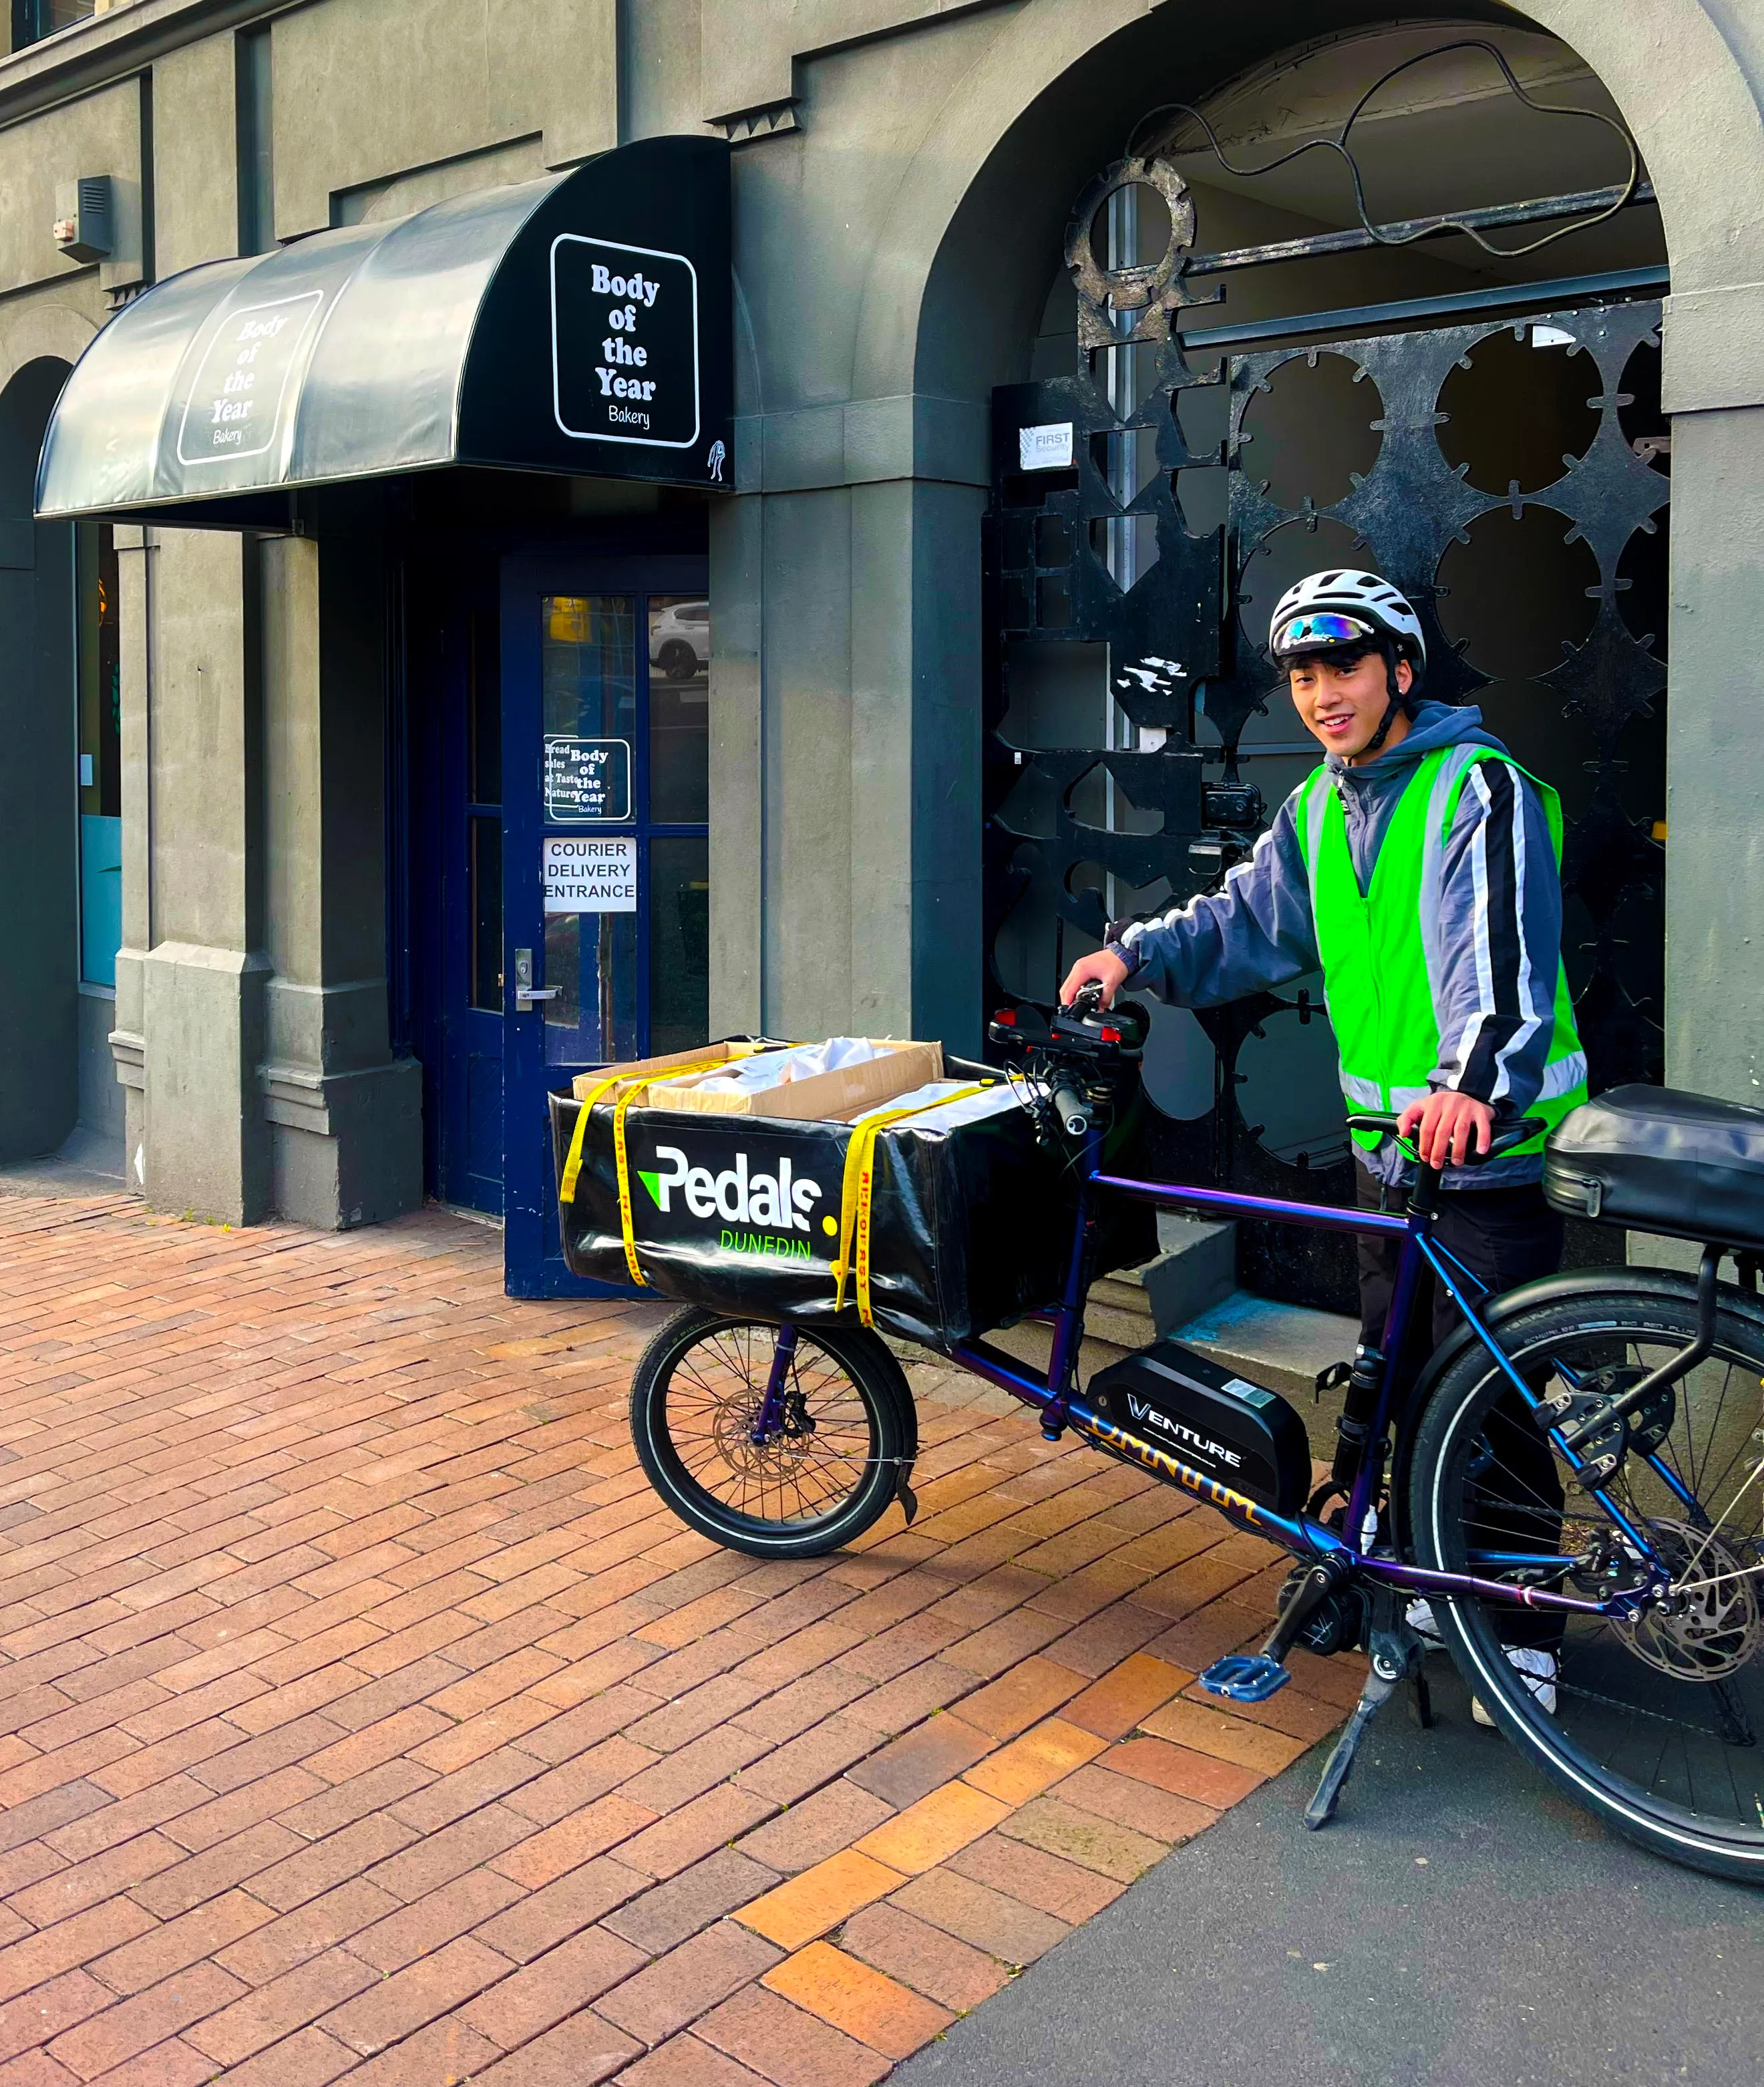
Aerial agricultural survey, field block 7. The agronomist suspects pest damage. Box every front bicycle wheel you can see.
[631,1307,914,1559]
[1409,1281,1764,1883]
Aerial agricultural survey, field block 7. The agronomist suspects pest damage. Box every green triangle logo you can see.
[637,1169,663,1207]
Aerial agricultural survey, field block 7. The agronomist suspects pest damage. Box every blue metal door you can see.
[500,553,712,1295]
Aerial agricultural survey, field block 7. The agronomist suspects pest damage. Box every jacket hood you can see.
[1325,699,1509,790]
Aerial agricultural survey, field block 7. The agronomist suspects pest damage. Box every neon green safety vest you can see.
[1295,744,1588,1155]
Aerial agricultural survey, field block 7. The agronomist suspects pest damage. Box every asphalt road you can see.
[895,1660,1764,2087]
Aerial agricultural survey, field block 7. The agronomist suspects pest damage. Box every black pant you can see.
[1357,1172,1566,1650]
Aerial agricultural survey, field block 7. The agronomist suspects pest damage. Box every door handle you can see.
[512,947,561,1012]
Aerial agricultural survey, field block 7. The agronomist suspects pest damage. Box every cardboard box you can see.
[658,1039,944,1121]
[570,1040,765,1107]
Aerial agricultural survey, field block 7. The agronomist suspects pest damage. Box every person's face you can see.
[1288,648,1413,762]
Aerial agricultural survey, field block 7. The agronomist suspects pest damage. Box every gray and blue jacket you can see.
[1108,703,1568,1189]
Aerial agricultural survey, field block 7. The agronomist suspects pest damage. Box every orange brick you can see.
[1139,1696,1312,1774]
[887,1868,1067,1967]
[734,1850,906,1950]
[839,1902,1010,2013]
[697,1982,890,2087]
[1061,1652,1192,1740]
[764,1940,954,2060]
[1103,1733,1264,1808]
[953,1656,1085,1740]
[962,1718,1107,1806]
[852,1780,1009,1875]
[1053,1762,1216,1845]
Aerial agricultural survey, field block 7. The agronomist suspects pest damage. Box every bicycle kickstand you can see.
[1304,1591,1425,1831]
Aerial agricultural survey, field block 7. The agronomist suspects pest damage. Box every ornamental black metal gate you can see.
[984,292,1670,1311]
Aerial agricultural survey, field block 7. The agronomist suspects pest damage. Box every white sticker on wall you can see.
[1019,421,1074,471]
[544,835,637,913]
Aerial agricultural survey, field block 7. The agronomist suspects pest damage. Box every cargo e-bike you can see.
[627,990,1764,1881]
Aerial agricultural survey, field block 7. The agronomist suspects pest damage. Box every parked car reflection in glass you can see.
[649,597,709,681]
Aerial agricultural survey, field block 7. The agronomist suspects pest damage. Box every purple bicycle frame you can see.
[930,1156,1658,1623]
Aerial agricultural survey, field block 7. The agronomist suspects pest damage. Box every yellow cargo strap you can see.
[832,1084,995,1328]
[556,1045,768,1218]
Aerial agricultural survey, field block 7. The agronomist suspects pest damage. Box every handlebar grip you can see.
[1051,1083,1091,1138]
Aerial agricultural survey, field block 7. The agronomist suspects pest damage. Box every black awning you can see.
[36,136,731,526]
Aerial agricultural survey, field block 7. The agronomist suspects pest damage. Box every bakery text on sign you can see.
[176,290,323,466]
[594,267,661,418]
[551,236,700,451]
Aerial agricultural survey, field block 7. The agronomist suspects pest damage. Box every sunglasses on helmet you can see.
[1274,612,1375,655]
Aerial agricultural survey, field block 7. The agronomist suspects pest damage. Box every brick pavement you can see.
[0,1188,1353,2084]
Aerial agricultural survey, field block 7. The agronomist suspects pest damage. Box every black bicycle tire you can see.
[630,1306,914,1559]
[1409,1284,1764,1883]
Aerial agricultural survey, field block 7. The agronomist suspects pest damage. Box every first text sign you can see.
[552,236,700,450]
[544,836,637,914]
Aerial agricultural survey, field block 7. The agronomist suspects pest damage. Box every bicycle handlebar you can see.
[1049,1082,1092,1138]
[1345,1110,1548,1164]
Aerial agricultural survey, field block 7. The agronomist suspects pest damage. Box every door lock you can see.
[512,947,561,1012]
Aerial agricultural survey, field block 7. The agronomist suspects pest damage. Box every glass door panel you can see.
[501,554,712,1297]
[647,595,709,822]
[649,833,709,1055]
[542,594,639,1066]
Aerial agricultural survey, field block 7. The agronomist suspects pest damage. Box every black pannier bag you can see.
[1544,1085,1764,1254]
[550,1054,1156,1348]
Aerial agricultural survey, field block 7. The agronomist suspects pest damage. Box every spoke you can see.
[655,1322,873,1527]
[1439,1317,1764,1832]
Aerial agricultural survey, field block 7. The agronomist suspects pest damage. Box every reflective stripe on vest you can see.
[1297,746,1588,1155]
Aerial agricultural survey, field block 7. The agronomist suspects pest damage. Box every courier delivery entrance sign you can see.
[544,836,637,914]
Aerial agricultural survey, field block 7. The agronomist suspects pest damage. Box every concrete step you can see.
[1168,1287,1360,1460]
[1082,1213,1239,1348]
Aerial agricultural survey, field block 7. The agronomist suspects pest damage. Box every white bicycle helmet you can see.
[1268,569,1427,669]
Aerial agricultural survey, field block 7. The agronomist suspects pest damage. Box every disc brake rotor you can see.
[1616,1518,1764,1682]
[708,1373,825,1479]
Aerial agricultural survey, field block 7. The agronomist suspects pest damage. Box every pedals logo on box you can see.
[634,1141,834,1263]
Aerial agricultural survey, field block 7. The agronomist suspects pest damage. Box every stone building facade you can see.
[0,0,1758,1298]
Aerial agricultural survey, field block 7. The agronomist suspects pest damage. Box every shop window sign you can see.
[544,836,637,914]
[544,735,631,820]
[551,236,700,449]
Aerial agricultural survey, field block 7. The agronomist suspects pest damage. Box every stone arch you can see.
[850,0,1762,410]
[0,301,96,406]
[843,0,1764,1112]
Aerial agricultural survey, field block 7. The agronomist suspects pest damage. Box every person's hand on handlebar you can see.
[1060,949,1131,1009]
[1397,1088,1496,1168]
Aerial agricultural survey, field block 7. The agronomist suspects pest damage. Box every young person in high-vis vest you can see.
[1061,569,1587,1721]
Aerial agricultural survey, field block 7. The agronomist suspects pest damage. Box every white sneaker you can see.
[1405,1597,1443,1643]
[1471,1647,1558,1726]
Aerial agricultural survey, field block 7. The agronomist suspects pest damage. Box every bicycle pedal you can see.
[1199,1654,1291,1704]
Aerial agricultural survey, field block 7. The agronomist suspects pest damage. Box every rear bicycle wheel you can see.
[631,1307,914,1559]
[1409,1283,1764,1882]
